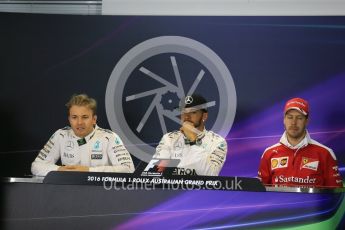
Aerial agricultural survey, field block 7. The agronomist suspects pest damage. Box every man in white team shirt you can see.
[31,94,135,176]
[152,94,227,176]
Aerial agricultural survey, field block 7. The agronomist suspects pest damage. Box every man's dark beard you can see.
[193,116,204,129]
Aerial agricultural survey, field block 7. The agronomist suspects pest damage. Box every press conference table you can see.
[1,172,344,230]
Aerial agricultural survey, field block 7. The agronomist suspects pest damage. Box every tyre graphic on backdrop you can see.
[106,36,237,162]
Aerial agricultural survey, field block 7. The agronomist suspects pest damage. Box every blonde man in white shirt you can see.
[31,94,134,176]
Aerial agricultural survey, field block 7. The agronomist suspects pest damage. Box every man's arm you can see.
[58,165,89,172]
[200,140,227,176]
[324,149,343,188]
[184,137,227,176]
[89,133,135,173]
[258,152,272,185]
[31,131,62,176]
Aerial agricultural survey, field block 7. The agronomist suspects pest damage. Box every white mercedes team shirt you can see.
[31,125,135,176]
[153,129,227,176]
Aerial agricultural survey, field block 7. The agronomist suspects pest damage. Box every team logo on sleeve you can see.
[271,157,289,170]
[300,157,319,171]
[114,137,122,145]
[217,142,226,151]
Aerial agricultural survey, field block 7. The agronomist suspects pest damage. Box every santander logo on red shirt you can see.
[274,175,317,184]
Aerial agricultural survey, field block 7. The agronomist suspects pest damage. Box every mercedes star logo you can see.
[185,96,193,104]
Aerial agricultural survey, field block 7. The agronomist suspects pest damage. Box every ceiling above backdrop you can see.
[0,0,345,15]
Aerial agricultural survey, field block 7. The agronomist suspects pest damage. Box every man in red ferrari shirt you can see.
[258,98,343,188]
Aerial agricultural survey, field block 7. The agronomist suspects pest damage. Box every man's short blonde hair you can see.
[65,94,97,116]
